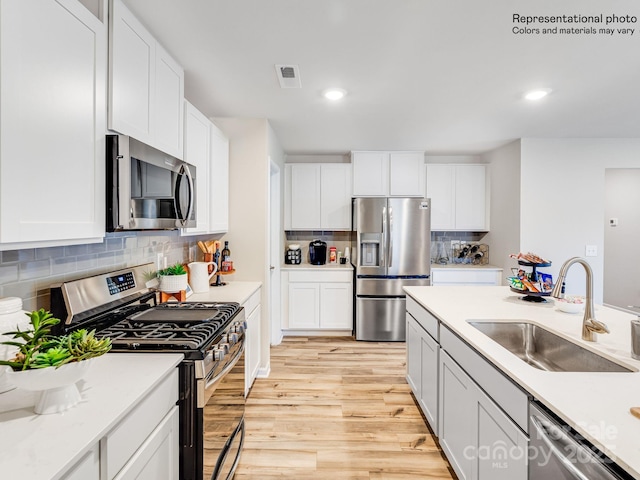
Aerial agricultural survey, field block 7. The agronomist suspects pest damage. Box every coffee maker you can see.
[308,240,327,265]
[285,244,302,264]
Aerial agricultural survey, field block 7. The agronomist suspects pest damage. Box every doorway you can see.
[604,168,640,312]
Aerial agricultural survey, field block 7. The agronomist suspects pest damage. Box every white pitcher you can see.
[188,261,218,293]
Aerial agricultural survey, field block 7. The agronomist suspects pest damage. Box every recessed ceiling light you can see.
[323,88,346,101]
[524,89,551,101]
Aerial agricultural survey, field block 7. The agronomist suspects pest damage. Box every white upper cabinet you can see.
[352,151,425,197]
[0,0,106,247]
[182,101,211,235]
[209,122,229,233]
[426,164,489,231]
[285,163,352,231]
[181,104,229,236]
[109,0,184,159]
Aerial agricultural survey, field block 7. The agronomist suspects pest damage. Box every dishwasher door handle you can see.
[530,414,622,480]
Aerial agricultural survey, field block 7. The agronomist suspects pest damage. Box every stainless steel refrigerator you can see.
[352,197,431,341]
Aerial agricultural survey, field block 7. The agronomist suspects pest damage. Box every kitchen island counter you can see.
[404,285,640,479]
[0,353,183,479]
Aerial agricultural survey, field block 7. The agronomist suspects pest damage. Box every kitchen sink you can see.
[468,321,635,373]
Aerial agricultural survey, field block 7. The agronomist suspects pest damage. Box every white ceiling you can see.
[122,0,640,155]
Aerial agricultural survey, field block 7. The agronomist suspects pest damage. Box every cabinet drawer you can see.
[103,369,179,480]
[243,289,260,316]
[406,296,438,340]
[432,269,501,286]
[289,270,352,283]
[440,325,529,431]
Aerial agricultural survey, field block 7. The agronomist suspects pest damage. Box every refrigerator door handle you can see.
[388,206,393,268]
[381,206,386,267]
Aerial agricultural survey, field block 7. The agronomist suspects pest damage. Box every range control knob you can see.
[214,347,225,361]
[232,321,247,333]
[229,332,239,343]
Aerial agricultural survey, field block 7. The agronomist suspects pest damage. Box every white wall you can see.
[212,117,276,373]
[520,139,640,302]
[482,140,521,282]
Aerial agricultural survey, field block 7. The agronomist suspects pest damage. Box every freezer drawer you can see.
[356,296,406,341]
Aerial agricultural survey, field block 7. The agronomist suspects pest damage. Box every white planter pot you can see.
[158,274,188,293]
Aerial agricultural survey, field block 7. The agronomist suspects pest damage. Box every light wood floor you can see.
[235,336,456,480]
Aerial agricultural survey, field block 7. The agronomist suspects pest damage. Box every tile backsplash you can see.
[0,231,205,312]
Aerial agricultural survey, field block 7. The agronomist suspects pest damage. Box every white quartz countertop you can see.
[0,353,183,479]
[186,280,262,304]
[430,263,503,270]
[280,263,353,271]
[404,285,640,479]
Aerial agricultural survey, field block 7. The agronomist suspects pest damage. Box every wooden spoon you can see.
[197,241,209,254]
[631,407,640,420]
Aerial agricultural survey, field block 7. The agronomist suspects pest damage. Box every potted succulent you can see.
[0,309,112,414]
[157,262,189,293]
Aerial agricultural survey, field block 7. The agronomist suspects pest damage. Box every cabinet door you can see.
[64,445,100,480]
[109,0,155,144]
[1,0,106,244]
[182,101,211,235]
[439,351,474,480]
[352,152,389,196]
[419,330,439,432]
[210,123,229,233]
[426,165,456,230]
[245,301,261,393]
[455,165,487,231]
[288,283,320,328]
[320,164,352,230]
[319,283,353,329]
[289,164,321,229]
[475,389,528,480]
[154,43,184,159]
[113,406,179,480]
[406,314,421,395]
[389,152,425,197]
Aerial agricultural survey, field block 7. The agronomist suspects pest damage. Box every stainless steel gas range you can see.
[50,263,246,480]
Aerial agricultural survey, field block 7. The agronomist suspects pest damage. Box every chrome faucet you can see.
[551,257,609,342]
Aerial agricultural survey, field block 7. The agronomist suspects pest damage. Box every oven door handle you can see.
[199,343,245,408]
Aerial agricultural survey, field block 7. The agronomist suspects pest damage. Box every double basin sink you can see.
[468,321,635,373]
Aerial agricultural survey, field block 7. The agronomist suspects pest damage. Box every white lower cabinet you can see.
[406,299,528,480]
[65,445,100,480]
[243,288,261,394]
[431,268,503,286]
[282,269,353,334]
[439,351,527,480]
[113,406,179,480]
[406,313,439,431]
[102,369,179,480]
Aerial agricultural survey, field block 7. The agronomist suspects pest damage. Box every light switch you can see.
[610,218,619,227]
[585,245,598,257]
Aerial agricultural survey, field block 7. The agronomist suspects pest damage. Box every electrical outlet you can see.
[585,245,598,257]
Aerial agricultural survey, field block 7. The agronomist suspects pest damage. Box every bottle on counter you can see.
[329,246,337,264]
[221,241,232,272]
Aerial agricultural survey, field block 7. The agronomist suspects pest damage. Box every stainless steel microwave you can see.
[106,135,196,231]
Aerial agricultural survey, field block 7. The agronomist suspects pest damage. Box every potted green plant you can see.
[157,262,188,293]
[0,309,112,414]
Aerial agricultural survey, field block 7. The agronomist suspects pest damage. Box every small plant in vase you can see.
[157,263,188,293]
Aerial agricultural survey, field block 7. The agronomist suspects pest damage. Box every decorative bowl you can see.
[556,296,585,314]
[5,360,93,414]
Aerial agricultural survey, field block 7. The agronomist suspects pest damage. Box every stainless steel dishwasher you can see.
[529,402,632,480]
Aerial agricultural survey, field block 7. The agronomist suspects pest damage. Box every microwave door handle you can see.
[174,163,194,226]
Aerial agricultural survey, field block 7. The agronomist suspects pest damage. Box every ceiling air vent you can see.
[275,64,302,88]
